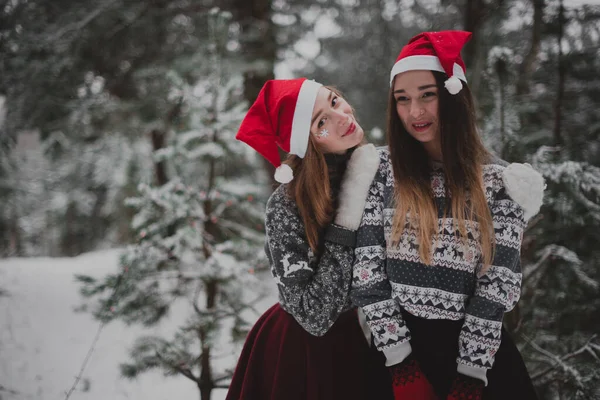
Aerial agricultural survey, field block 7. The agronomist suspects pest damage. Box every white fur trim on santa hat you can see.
[274,164,294,184]
[389,55,467,86]
[444,75,463,94]
[502,163,545,221]
[334,144,380,230]
[290,79,322,158]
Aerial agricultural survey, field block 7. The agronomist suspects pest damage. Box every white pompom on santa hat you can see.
[236,78,322,183]
[389,30,472,95]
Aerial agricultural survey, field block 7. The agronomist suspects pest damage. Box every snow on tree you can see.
[76,10,269,400]
[480,6,600,394]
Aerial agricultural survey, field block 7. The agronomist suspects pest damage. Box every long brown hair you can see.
[283,86,347,254]
[386,71,495,271]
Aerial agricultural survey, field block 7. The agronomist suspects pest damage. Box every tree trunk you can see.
[230,0,276,104]
[496,58,507,158]
[553,0,565,147]
[195,76,223,397]
[150,130,169,186]
[228,0,277,186]
[150,98,182,188]
[60,201,78,256]
[8,217,21,256]
[516,0,545,97]
[462,0,487,96]
[516,0,545,134]
[198,279,217,400]
[462,0,505,98]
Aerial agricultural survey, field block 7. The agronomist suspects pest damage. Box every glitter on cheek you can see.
[317,129,329,138]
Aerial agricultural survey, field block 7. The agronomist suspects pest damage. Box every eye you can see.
[331,96,338,107]
[422,91,437,100]
[395,96,409,103]
[317,117,326,129]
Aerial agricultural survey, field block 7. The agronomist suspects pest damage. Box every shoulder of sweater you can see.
[374,146,393,183]
[482,156,545,220]
[376,145,390,160]
[484,153,509,167]
[266,184,295,215]
[482,159,508,191]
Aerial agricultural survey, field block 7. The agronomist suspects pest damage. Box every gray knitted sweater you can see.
[351,148,528,383]
[264,152,359,336]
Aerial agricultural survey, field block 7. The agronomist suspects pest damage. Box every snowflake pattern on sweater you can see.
[265,184,355,336]
[351,148,528,380]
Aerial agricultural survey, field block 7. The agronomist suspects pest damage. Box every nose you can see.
[409,101,422,119]
[332,108,350,125]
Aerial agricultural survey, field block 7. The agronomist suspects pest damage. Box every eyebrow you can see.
[393,84,437,94]
[311,90,334,126]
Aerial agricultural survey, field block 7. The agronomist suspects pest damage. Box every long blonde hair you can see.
[387,71,495,271]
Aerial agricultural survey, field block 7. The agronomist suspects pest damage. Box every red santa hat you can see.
[390,30,472,95]
[236,78,322,183]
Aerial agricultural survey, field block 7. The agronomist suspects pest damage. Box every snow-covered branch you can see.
[49,0,121,43]
[523,244,598,289]
[154,350,198,383]
[525,334,599,389]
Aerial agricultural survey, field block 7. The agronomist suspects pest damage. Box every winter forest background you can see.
[1,0,600,399]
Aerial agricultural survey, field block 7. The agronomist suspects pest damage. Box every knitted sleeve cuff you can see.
[457,363,488,386]
[383,341,412,367]
[324,224,357,247]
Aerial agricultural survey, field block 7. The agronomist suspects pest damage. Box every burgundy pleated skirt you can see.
[226,303,393,400]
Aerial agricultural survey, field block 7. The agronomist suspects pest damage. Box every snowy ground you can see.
[0,249,278,400]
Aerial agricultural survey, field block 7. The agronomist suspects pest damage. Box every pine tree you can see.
[516,146,600,399]
[483,3,600,396]
[76,10,269,400]
[1,0,245,256]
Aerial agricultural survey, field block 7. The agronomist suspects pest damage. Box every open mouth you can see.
[412,122,432,132]
[343,122,356,137]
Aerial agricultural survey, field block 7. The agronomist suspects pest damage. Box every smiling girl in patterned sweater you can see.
[227,78,392,400]
[351,31,545,400]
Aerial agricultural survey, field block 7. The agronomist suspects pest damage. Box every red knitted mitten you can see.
[388,355,438,400]
[446,373,484,400]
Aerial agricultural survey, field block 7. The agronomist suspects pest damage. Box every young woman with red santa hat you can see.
[351,31,544,400]
[226,78,393,400]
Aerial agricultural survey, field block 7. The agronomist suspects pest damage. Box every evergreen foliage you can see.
[2,0,600,398]
[76,10,269,399]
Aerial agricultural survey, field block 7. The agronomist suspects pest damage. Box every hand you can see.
[334,144,380,230]
[446,373,484,400]
[389,354,438,400]
[502,162,545,220]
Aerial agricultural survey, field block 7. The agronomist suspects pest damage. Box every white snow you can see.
[0,249,278,400]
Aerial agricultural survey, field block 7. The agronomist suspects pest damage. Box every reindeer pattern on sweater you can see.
[351,148,528,382]
[264,184,355,336]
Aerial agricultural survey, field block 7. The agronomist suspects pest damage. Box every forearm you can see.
[458,252,522,382]
[276,233,355,336]
[456,165,529,381]
[457,311,502,384]
[352,243,411,365]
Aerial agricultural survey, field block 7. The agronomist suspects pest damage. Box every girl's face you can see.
[310,87,364,154]
[393,70,441,158]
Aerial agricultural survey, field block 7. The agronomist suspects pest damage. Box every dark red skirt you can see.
[226,304,393,400]
[402,310,539,399]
